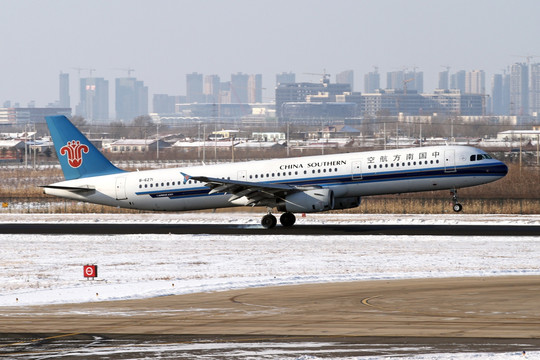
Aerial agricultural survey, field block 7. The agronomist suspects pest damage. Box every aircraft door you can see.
[237,170,247,181]
[444,150,456,173]
[352,160,362,180]
[115,176,128,200]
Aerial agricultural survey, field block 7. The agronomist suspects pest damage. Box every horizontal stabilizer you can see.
[41,184,95,192]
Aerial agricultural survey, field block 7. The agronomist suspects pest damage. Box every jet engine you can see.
[277,189,334,213]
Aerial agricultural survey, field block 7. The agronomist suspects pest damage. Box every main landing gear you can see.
[451,189,463,212]
[261,212,296,229]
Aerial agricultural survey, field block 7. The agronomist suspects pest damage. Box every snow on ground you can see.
[2,212,540,226]
[1,213,539,359]
[0,213,539,307]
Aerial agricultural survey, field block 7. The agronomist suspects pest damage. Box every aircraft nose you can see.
[493,161,508,177]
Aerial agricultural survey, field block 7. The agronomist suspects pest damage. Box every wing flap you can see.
[181,172,310,207]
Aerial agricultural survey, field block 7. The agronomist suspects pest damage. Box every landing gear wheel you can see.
[450,188,463,213]
[261,214,277,229]
[279,212,296,227]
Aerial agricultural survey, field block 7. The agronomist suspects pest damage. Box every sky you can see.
[1,0,539,108]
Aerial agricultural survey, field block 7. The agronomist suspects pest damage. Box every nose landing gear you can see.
[451,189,463,212]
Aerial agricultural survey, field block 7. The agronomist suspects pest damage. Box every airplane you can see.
[43,115,508,229]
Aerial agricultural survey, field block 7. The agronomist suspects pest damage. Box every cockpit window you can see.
[471,153,492,161]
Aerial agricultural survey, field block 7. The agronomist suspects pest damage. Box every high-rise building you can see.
[491,74,503,115]
[465,70,485,94]
[248,74,263,103]
[59,72,70,109]
[386,71,404,90]
[387,71,422,92]
[438,70,449,90]
[204,75,221,103]
[364,69,380,93]
[450,70,466,92]
[230,72,249,103]
[530,63,540,115]
[276,72,296,86]
[408,71,423,93]
[76,77,109,121]
[502,73,511,116]
[510,63,529,115]
[275,81,351,119]
[336,70,354,91]
[186,72,204,103]
[115,77,148,121]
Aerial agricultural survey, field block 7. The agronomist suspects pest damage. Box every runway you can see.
[1,215,539,358]
[1,276,540,358]
[2,222,540,235]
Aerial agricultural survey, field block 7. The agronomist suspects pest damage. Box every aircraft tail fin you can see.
[46,115,125,180]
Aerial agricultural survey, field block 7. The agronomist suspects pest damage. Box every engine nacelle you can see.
[277,189,334,213]
[333,196,361,210]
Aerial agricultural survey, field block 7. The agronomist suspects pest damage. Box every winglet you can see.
[180,172,191,184]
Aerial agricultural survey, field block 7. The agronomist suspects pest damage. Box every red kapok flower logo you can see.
[59,140,89,168]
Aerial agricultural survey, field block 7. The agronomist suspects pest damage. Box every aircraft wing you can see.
[181,172,317,206]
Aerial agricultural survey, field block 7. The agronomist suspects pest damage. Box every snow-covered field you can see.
[1,213,539,359]
[1,213,540,307]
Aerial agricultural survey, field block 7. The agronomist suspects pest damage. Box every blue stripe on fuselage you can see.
[135,162,506,200]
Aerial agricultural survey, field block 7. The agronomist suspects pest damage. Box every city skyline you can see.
[1,0,539,109]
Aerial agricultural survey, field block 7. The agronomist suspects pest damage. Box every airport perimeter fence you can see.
[2,196,539,215]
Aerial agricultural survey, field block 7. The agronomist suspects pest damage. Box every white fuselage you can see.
[44,145,507,212]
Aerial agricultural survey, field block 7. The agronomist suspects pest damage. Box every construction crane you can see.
[114,68,136,77]
[512,55,539,65]
[303,70,331,85]
[403,78,414,95]
[71,67,96,77]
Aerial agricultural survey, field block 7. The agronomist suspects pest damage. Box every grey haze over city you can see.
[1,0,539,110]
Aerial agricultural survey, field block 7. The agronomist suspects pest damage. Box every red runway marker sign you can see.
[83,265,98,278]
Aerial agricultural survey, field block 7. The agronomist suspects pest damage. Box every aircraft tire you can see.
[453,203,463,212]
[280,212,296,227]
[261,214,277,229]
